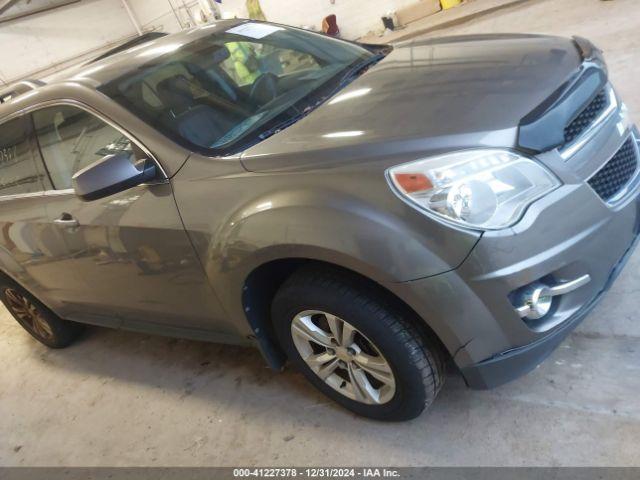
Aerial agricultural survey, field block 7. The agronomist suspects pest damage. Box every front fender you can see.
[172,156,479,334]
[206,187,471,325]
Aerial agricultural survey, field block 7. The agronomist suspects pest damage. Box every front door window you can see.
[32,105,137,190]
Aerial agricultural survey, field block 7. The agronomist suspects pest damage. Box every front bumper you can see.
[385,119,640,389]
[461,219,640,389]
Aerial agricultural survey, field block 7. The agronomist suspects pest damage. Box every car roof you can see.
[88,31,169,64]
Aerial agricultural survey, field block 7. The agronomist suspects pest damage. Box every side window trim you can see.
[1,99,167,199]
[26,113,56,191]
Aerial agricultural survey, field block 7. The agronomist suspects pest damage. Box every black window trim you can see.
[0,99,168,199]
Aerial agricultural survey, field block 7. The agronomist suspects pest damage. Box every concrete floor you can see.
[2,0,640,467]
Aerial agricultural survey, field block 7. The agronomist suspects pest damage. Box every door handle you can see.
[54,213,79,228]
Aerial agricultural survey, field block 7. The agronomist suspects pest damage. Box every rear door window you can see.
[0,116,50,196]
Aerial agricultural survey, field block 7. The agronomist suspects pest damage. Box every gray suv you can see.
[0,20,638,421]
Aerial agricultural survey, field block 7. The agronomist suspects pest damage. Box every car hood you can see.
[241,33,584,173]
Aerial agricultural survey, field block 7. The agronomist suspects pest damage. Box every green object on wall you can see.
[246,0,266,20]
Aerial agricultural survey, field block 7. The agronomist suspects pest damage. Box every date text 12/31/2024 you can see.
[233,468,401,478]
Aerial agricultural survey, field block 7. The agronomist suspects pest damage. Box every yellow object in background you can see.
[246,0,266,20]
[441,0,463,9]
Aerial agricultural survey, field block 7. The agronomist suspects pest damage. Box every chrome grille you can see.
[564,89,609,145]
[588,138,638,202]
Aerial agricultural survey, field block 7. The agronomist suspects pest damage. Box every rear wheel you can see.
[272,266,445,421]
[0,281,83,348]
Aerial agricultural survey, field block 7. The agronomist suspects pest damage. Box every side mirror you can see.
[72,153,157,202]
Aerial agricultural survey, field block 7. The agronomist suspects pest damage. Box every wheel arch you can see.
[241,257,451,371]
[0,250,38,295]
[0,265,60,315]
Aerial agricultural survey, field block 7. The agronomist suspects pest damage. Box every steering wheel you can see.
[249,72,279,104]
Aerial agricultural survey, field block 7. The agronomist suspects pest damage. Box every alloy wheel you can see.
[5,288,54,341]
[290,310,396,405]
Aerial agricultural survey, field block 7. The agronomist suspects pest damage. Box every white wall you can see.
[0,0,139,85]
[218,0,421,39]
[127,0,184,34]
[127,0,219,34]
[125,0,424,41]
[0,0,422,85]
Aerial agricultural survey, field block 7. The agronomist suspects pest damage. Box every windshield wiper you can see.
[254,51,388,144]
[337,52,386,87]
[257,107,310,142]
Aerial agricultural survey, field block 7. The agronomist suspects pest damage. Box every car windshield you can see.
[100,22,380,155]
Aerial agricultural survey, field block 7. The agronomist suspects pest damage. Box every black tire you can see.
[0,279,83,348]
[272,265,445,421]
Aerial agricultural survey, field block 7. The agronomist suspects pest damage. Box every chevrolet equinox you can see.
[0,20,638,420]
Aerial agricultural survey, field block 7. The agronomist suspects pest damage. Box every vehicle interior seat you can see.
[156,75,236,147]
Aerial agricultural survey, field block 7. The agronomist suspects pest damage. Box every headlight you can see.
[387,149,561,230]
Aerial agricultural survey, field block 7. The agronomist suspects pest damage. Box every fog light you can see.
[514,274,591,320]
[516,283,553,320]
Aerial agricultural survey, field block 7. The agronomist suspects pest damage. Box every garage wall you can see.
[126,0,223,34]
[126,0,422,41]
[0,0,138,85]
[126,0,184,34]
[0,0,425,85]
[217,0,421,39]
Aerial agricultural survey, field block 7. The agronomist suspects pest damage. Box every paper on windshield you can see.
[226,23,284,39]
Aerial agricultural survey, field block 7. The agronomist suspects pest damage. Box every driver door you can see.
[29,104,225,331]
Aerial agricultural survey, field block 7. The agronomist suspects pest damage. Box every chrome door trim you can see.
[44,189,75,197]
[0,191,47,202]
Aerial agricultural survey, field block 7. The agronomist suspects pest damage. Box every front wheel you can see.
[272,266,445,421]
